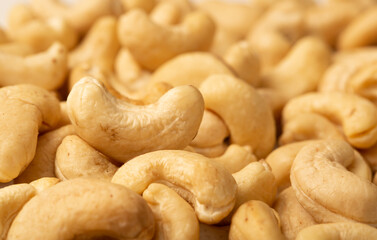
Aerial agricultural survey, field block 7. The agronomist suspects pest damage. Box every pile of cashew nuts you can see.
[1,0,377,239]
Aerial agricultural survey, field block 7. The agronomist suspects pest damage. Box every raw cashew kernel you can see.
[29,177,60,194]
[67,77,204,162]
[192,143,227,158]
[111,150,237,224]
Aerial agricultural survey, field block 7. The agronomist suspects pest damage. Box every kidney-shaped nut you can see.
[291,140,377,226]
[229,200,285,240]
[0,184,36,240]
[0,84,60,182]
[7,178,154,240]
[296,222,377,240]
[282,92,377,149]
[29,177,60,194]
[67,77,204,162]
[55,135,118,181]
[0,42,67,90]
[112,150,237,224]
[118,9,215,70]
[142,183,199,240]
[200,74,275,158]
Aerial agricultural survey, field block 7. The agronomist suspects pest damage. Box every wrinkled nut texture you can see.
[15,124,75,183]
[200,74,275,158]
[118,9,215,70]
[29,177,60,194]
[229,200,285,240]
[0,42,67,90]
[213,144,256,174]
[112,150,237,224]
[142,183,199,240]
[55,135,118,181]
[0,184,36,240]
[67,77,204,162]
[0,85,60,182]
[290,140,377,226]
[7,178,155,240]
[282,92,377,149]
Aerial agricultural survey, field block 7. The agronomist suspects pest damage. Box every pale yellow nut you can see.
[229,200,285,240]
[0,184,36,240]
[0,85,60,182]
[282,92,377,149]
[210,26,243,57]
[273,187,316,240]
[67,77,204,162]
[256,88,286,120]
[122,0,156,12]
[15,125,75,183]
[55,135,118,181]
[192,143,227,158]
[151,52,234,88]
[296,222,377,240]
[199,223,229,240]
[143,183,199,240]
[361,143,377,172]
[150,1,182,26]
[200,74,275,158]
[0,42,67,90]
[7,178,155,240]
[29,177,60,194]
[112,150,237,224]
[291,140,377,225]
[56,101,71,127]
[0,42,35,56]
[117,9,215,70]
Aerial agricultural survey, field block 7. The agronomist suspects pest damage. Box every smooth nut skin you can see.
[67,77,204,163]
[118,9,215,70]
[193,143,227,158]
[296,222,377,240]
[7,178,155,240]
[229,200,285,240]
[112,150,237,224]
[282,92,377,149]
[142,183,199,240]
[55,135,118,181]
[15,125,75,183]
[213,144,256,174]
[0,184,36,240]
[200,74,275,158]
[0,42,67,90]
[290,140,377,226]
[0,84,60,182]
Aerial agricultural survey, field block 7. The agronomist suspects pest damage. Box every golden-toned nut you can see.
[67,77,204,162]
[256,88,286,120]
[0,42,35,56]
[7,4,78,51]
[117,9,215,70]
[361,143,377,172]
[143,183,199,240]
[55,135,118,181]
[200,74,275,158]
[296,222,377,240]
[291,140,377,225]
[0,184,36,240]
[0,85,60,182]
[7,178,155,240]
[150,1,183,26]
[199,223,229,240]
[112,150,237,224]
[55,101,71,127]
[69,16,119,71]
[29,177,60,194]
[151,52,234,88]
[122,0,156,12]
[282,92,377,149]
[261,36,331,101]
[229,200,285,240]
[273,187,316,240]
[15,125,75,183]
[0,42,67,90]
[210,27,243,57]
[192,143,227,158]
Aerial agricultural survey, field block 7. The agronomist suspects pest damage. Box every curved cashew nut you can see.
[0,42,67,90]
[0,84,60,182]
[55,135,118,181]
[29,177,60,194]
[296,222,377,240]
[142,183,199,240]
[150,1,186,26]
[15,125,75,183]
[229,200,285,240]
[0,184,36,240]
[200,74,275,158]
[111,150,237,224]
[291,140,377,225]
[118,9,215,70]
[7,178,155,240]
[192,143,227,158]
[282,92,377,149]
[67,77,204,162]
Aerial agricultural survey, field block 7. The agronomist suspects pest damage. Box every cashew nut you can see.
[111,150,237,224]
[29,177,60,194]
[121,0,156,12]
[192,143,228,158]
[0,42,35,56]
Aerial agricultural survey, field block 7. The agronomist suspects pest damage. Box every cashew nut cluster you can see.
[1,0,377,239]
